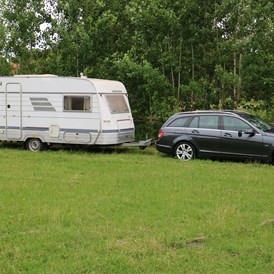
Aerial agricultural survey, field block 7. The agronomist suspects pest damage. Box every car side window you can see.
[168,117,189,127]
[223,116,252,131]
[189,116,199,128]
[199,115,219,129]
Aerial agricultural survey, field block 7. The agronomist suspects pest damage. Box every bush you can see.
[239,98,274,123]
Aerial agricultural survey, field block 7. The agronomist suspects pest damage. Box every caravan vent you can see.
[112,90,122,93]
[30,97,56,111]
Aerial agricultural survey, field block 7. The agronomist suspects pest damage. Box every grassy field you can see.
[0,144,273,273]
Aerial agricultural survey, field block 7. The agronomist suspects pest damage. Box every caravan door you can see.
[6,83,22,140]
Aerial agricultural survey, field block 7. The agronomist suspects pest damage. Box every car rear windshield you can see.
[240,114,273,132]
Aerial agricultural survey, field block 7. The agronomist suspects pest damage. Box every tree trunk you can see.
[177,39,182,100]
[233,51,237,108]
[237,53,242,103]
[191,44,195,109]
[167,38,175,89]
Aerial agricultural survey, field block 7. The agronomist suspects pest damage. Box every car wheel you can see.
[26,138,45,152]
[174,142,195,160]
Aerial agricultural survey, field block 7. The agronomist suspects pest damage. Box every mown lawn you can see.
[0,145,273,273]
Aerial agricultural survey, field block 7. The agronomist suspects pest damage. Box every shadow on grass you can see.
[157,151,273,165]
[0,141,156,156]
[0,141,25,150]
[1,141,272,165]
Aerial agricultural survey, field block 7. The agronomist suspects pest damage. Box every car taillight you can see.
[158,131,164,140]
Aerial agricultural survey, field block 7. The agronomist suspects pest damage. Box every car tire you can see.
[174,142,195,161]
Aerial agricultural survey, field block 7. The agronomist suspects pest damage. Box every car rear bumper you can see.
[156,143,173,155]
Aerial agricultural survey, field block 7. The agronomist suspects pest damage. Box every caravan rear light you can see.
[158,131,164,140]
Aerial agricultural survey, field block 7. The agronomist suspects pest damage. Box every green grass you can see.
[0,145,273,273]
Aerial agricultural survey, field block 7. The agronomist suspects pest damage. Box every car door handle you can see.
[192,130,199,134]
[224,133,232,137]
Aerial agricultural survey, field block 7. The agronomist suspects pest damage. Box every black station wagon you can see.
[156,110,274,163]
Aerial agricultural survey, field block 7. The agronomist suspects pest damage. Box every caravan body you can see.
[0,75,135,150]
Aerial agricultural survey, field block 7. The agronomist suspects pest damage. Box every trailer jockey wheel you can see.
[26,138,45,152]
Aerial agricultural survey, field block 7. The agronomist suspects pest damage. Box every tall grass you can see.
[0,145,273,273]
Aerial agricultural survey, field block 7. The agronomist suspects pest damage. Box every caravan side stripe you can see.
[102,128,134,133]
[60,128,98,133]
[0,126,134,133]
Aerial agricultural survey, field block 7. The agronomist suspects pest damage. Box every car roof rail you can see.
[174,110,251,116]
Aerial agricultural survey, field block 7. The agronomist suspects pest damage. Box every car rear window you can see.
[167,117,189,127]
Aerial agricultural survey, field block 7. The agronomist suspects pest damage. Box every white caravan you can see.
[0,75,137,151]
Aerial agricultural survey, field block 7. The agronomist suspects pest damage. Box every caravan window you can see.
[64,96,91,111]
[106,95,129,113]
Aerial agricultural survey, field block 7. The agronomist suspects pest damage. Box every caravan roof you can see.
[2,75,127,94]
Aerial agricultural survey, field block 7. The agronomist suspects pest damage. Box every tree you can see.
[1,0,51,73]
[0,57,12,75]
[212,0,274,107]
[0,0,273,134]
[0,6,12,75]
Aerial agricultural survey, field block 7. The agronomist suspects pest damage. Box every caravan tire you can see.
[26,138,45,152]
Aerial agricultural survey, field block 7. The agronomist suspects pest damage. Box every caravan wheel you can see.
[26,138,44,152]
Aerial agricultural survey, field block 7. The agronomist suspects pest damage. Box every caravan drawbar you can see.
[0,75,150,151]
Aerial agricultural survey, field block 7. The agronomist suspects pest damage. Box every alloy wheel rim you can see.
[176,144,193,160]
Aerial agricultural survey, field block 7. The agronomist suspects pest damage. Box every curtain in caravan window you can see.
[83,97,90,111]
[64,96,72,110]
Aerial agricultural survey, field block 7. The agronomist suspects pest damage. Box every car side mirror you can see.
[244,129,256,136]
[238,129,255,137]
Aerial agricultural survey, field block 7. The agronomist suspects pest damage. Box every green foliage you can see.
[239,98,274,122]
[0,0,273,134]
[180,80,209,110]
[0,148,273,273]
[0,57,12,75]
[110,54,177,137]
[112,55,171,114]
[0,17,5,54]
